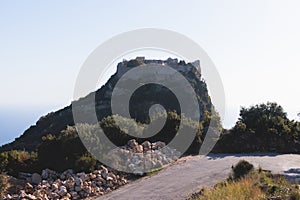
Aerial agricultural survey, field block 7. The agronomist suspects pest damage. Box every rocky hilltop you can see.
[0,57,213,152]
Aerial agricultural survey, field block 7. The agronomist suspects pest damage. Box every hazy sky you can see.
[1,0,300,139]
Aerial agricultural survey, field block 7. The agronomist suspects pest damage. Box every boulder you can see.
[31,173,42,185]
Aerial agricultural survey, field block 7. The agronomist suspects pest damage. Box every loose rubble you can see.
[3,140,180,199]
[109,139,181,174]
[4,166,127,200]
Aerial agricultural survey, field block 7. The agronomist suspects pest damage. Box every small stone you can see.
[156,141,166,149]
[58,185,67,197]
[74,177,83,186]
[60,173,66,180]
[84,186,92,194]
[49,192,60,199]
[25,182,34,191]
[52,182,59,190]
[32,190,43,199]
[19,190,27,198]
[26,194,37,200]
[66,193,71,198]
[142,141,152,152]
[41,170,48,179]
[80,173,89,182]
[127,139,138,148]
[134,145,143,153]
[75,185,82,192]
[70,191,78,197]
[65,179,75,191]
[109,173,117,181]
[89,173,97,180]
[101,167,108,179]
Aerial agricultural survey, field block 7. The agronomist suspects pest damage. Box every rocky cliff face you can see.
[0,57,213,152]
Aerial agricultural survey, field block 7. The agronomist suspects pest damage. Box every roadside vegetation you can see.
[0,110,218,176]
[213,102,300,153]
[189,160,300,200]
[0,172,7,198]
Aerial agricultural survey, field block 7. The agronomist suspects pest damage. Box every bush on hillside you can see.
[37,127,94,172]
[0,150,38,177]
[213,102,300,153]
[34,110,207,173]
[0,173,6,198]
[231,160,254,180]
[100,111,207,155]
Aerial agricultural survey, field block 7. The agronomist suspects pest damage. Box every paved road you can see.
[97,154,300,200]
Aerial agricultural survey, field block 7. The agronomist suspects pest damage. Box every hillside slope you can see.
[0,57,213,152]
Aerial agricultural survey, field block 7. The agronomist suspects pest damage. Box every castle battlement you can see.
[117,57,201,78]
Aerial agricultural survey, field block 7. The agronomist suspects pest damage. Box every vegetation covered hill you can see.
[0,58,215,153]
[0,57,219,177]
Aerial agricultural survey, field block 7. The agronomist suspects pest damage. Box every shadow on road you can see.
[207,153,280,160]
[284,168,300,183]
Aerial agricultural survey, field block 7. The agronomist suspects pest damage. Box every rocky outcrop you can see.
[3,167,127,200]
[0,57,212,153]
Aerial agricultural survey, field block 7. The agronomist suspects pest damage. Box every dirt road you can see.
[97,154,300,200]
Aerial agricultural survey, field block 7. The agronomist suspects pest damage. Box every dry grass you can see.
[189,161,300,200]
[194,177,265,200]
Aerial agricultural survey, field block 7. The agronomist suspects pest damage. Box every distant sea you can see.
[0,106,61,146]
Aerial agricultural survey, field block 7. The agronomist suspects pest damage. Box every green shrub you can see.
[37,128,87,172]
[0,152,8,171]
[99,111,205,155]
[0,150,38,177]
[74,153,98,172]
[0,173,7,197]
[232,160,254,180]
[213,102,300,154]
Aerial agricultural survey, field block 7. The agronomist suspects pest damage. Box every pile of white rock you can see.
[108,139,181,174]
[4,166,127,200]
[3,140,180,199]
